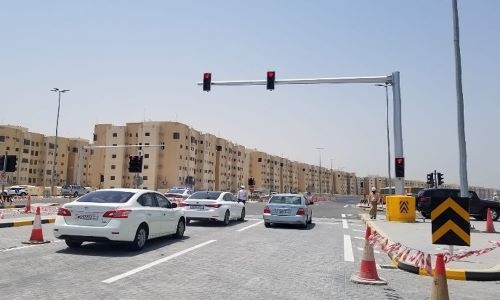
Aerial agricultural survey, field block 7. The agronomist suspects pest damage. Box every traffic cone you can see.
[485,208,496,233]
[24,195,31,213]
[351,226,387,285]
[22,207,50,245]
[431,254,449,300]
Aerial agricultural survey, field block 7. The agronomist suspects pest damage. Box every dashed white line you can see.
[343,234,354,262]
[237,221,263,232]
[102,240,217,284]
[341,214,348,229]
[352,229,364,233]
[357,247,380,254]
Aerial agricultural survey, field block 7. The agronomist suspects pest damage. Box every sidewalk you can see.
[361,212,500,281]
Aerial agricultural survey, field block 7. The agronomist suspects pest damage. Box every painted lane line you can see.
[237,221,263,232]
[353,236,364,240]
[356,247,380,254]
[343,235,354,262]
[350,223,364,227]
[102,240,217,284]
[341,214,348,229]
[313,221,340,225]
[352,229,364,233]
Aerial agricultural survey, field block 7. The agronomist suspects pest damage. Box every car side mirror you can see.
[170,203,178,208]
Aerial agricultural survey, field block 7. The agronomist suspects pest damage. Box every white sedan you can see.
[180,191,245,225]
[53,188,186,251]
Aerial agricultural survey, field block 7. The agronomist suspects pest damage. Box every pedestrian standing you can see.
[237,185,248,205]
[493,192,499,202]
[369,187,381,219]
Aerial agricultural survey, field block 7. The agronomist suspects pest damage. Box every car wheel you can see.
[222,210,230,226]
[174,219,185,239]
[20,192,27,197]
[130,224,148,251]
[485,208,499,221]
[239,207,245,221]
[264,222,271,228]
[65,240,82,248]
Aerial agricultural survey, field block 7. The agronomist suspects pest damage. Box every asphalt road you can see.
[0,197,497,299]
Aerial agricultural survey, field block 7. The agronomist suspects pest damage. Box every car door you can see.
[221,193,235,219]
[155,193,177,234]
[137,193,162,238]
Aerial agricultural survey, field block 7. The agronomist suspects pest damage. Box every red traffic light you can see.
[203,73,211,92]
[395,158,404,165]
[266,71,275,90]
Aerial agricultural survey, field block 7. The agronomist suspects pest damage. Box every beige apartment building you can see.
[7,122,496,197]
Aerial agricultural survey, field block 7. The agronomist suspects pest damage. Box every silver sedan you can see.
[263,193,313,228]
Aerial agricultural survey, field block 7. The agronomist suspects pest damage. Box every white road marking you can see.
[312,221,340,225]
[102,240,217,284]
[350,223,363,227]
[237,221,263,232]
[344,205,349,208]
[353,236,364,240]
[341,214,348,229]
[352,229,364,233]
[343,235,354,262]
[357,247,380,254]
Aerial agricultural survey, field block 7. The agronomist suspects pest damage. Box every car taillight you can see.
[179,202,187,207]
[206,204,221,208]
[57,207,71,216]
[296,208,305,215]
[102,209,131,218]
[263,206,270,214]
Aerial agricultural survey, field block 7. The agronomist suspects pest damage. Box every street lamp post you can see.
[315,147,324,194]
[50,88,70,197]
[376,83,392,194]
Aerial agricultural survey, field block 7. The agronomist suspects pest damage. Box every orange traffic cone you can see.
[22,207,50,245]
[351,226,387,285]
[431,254,449,300]
[24,195,31,213]
[485,208,496,233]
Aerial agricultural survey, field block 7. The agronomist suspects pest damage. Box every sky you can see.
[1,1,499,189]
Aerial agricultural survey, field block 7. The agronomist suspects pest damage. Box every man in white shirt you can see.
[237,185,248,205]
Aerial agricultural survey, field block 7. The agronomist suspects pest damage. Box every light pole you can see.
[376,83,392,194]
[50,88,70,197]
[330,158,334,194]
[315,147,324,194]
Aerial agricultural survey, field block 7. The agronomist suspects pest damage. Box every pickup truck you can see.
[416,188,500,221]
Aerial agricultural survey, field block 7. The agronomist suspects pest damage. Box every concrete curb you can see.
[0,217,56,228]
[360,214,500,281]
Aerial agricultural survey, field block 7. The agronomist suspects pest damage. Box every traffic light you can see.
[266,71,275,90]
[5,155,17,172]
[426,173,434,186]
[437,172,444,186]
[395,157,405,177]
[160,142,165,150]
[203,73,211,92]
[248,177,255,186]
[128,156,143,173]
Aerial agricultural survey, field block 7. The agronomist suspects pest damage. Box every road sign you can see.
[431,196,470,246]
[0,171,7,185]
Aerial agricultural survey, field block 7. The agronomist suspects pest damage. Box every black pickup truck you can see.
[416,188,500,221]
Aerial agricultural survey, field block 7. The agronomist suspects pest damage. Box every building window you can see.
[112,154,116,158]
[113,133,117,137]
[143,176,148,180]
[110,176,116,180]
[145,154,149,158]
[173,132,180,139]
[145,132,150,136]
[93,134,97,142]
[111,165,116,170]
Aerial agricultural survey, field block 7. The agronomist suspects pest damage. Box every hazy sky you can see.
[1,1,498,189]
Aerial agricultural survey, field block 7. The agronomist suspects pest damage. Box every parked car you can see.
[61,185,89,197]
[263,193,313,228]
[165,187,194,203]
[179,191,245,225]
[7,186,29,197]
[416,188,500,221]
[53,188,186,250]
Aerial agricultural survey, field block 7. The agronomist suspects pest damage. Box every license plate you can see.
[190,205,204,210]
[77,214,98,221]
[276,209,289,215]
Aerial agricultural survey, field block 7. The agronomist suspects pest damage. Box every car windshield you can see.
[269,195,302,205]
[189,191,221,200]
[169,189,186,194]
[76,191,134,203]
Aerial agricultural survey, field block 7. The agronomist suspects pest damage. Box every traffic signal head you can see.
[128,155,143,173]
[266,71,275,90]
[5,155,17,172]
[160,142,165,150]
[203,73,211,92]
[437,172,444,186]
[426,173,434,185]
[395,157,405,177]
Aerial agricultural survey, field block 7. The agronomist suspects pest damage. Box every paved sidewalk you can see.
[361,213,500,281]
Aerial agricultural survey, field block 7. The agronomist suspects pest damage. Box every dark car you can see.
[416,188,500,221]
